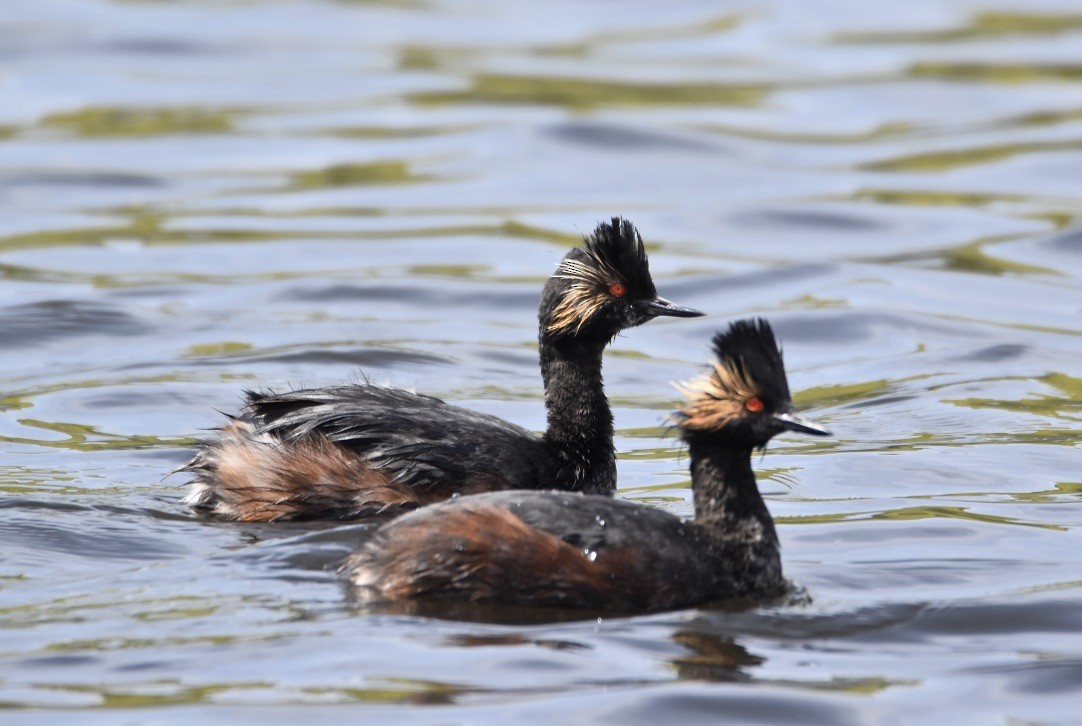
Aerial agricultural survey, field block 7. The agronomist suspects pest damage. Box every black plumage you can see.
[344,318,832,613]
[182,218,703,521]
[247,384,546,492]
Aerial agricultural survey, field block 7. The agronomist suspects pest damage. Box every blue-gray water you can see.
[1,0,1081,723]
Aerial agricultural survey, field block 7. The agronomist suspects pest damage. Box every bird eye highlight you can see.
[609,282,627,297]
[745,397,763,413]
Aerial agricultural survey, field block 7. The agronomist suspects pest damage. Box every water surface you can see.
[1,0,1081,723]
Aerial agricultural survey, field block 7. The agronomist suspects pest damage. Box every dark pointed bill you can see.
[644,296,705,318]
[772,411,832,437]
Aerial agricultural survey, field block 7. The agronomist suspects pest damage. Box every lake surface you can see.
[1,0,1081,722]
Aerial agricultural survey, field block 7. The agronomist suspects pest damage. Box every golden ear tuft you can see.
[673,358,759,431]
[546,252,625,335]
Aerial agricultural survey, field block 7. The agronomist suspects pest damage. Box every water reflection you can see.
[668,628,763,682]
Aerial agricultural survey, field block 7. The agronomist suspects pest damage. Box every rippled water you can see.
[2,0,1081,722]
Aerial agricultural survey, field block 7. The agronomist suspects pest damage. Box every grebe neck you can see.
[687,442,777,547]
[539,335,615,495]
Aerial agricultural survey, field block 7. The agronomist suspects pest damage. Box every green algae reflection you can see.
[860,233,1066,277]
[946,372,1082,421]
[835,12,1082,43]
[1009,481,1082,504]
[851,188,1029,209]
[3,419,191,452]
[697,120,913,145]
[35,678,468,709]
[0,210,581,265]
[797,378,898,409]
[288,161,431,190]
[184,341,255,358]
[940,241,1060,277]
[42,107,234,137]
[908,62,1082,84]
[873,505,1065,531]
[330,124,473,139]
[413,74,766,110]
[777,505,1064,531]
[863,139,1082,172]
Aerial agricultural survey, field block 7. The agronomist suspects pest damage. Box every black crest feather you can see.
[580,217,655,295]
[711,318,790,405]
[674,318,793,433]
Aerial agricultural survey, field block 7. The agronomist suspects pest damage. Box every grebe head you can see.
[674,318,831,449]
[540,217,703,343]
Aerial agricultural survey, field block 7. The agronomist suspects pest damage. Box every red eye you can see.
[745,397,763,413]
[609,283,627,297]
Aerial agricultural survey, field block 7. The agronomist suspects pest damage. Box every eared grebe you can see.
[182,218,703,522]
[343,319,830,612]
